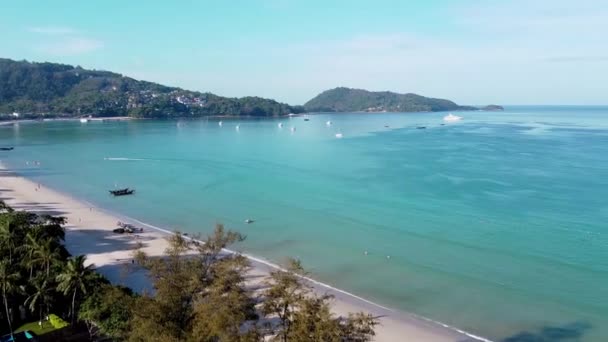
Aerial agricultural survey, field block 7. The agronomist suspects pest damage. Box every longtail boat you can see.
[109,188,135,196]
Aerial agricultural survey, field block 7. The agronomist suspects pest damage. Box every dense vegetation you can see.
[0,202,377,341]
[304,87,478,113]
[0,58,303,119]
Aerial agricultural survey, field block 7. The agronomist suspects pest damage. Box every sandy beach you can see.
[0,164,485,342]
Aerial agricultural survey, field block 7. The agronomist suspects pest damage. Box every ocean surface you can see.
[1,106,607,341]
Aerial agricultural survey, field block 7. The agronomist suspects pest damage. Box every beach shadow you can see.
[65,228,156,255]
[6,202,68,217]
[95,262,153,294]
[501,321,591,342]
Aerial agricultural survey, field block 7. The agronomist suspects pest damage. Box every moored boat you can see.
[109,188,135,196]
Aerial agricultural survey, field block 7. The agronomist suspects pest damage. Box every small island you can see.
[481,104,504,111]
[304,87,477,113]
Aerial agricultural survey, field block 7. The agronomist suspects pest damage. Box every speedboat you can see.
[335,133,343,138]
[443,113,462,122]
[326,121,332,126]
[80,118,89,123]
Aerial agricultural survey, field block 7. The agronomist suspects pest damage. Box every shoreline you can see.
[0,163,488,342]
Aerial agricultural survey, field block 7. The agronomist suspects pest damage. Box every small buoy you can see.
[278,122,283,128]
[364,250,368,256]
[290,127,296,132]
[326,120,332,126]
[386,255,391,260]
[218,121,223,127]
[236,125,240,131]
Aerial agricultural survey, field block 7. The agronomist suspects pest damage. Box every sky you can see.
[1,0,606,105]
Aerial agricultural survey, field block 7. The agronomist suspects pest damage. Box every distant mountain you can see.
[0,58,303,118]
[304,87,477,113]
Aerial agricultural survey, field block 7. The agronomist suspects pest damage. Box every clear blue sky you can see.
[1,0,606,105]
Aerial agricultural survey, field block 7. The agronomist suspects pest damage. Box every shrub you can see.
[48,314,69,329]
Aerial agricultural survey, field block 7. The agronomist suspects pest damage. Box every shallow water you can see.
[1,106,607,341]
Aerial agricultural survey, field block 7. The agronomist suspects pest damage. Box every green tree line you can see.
[0,201,377,341]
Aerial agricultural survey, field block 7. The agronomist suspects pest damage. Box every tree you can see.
[340,312,378,342]
[261,258,309,342]
[56,255,95,324]
[261,259,378,342]
[24,276,54,323]
[129,225,255,342]
[30,238,62,277]
[79,284,134,340]
[0,260,20,338]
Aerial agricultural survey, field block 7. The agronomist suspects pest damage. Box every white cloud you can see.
[244,0,608,104]
[35,37,104,56]
[27,25,104,56]
[27,26,77,35]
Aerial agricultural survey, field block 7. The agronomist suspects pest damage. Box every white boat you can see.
[79,118,89,123]
[326,121,332,126]
[218,121,223,127]
[335,133,343,138]
[443,113,462,122]
[278,122,283,128]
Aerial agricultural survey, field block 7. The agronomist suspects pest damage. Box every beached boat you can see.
[443,113,462,122]
[109,188,135,196]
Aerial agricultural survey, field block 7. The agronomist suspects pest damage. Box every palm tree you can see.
[0,260,20,338]
[31,238,62,277]
[56,255,95,324]
[21,233,41,280]
[25,276,53,323]
[0,218,19,264]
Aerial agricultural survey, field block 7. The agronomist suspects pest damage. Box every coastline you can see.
[0,116,134,126]
[0,163,488,342]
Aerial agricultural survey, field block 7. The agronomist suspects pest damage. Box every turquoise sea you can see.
[1,106,607,341]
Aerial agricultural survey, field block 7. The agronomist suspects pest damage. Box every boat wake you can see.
[104,157,151,161]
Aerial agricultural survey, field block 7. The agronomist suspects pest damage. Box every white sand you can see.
[0,165,486,342]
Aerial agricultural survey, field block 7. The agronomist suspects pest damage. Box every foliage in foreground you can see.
[0,200,377,341]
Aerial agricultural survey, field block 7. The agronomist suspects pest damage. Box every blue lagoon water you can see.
[1,106,607,341]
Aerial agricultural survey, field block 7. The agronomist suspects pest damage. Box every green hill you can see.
[304,87,477,112]
[0,58,302,118]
